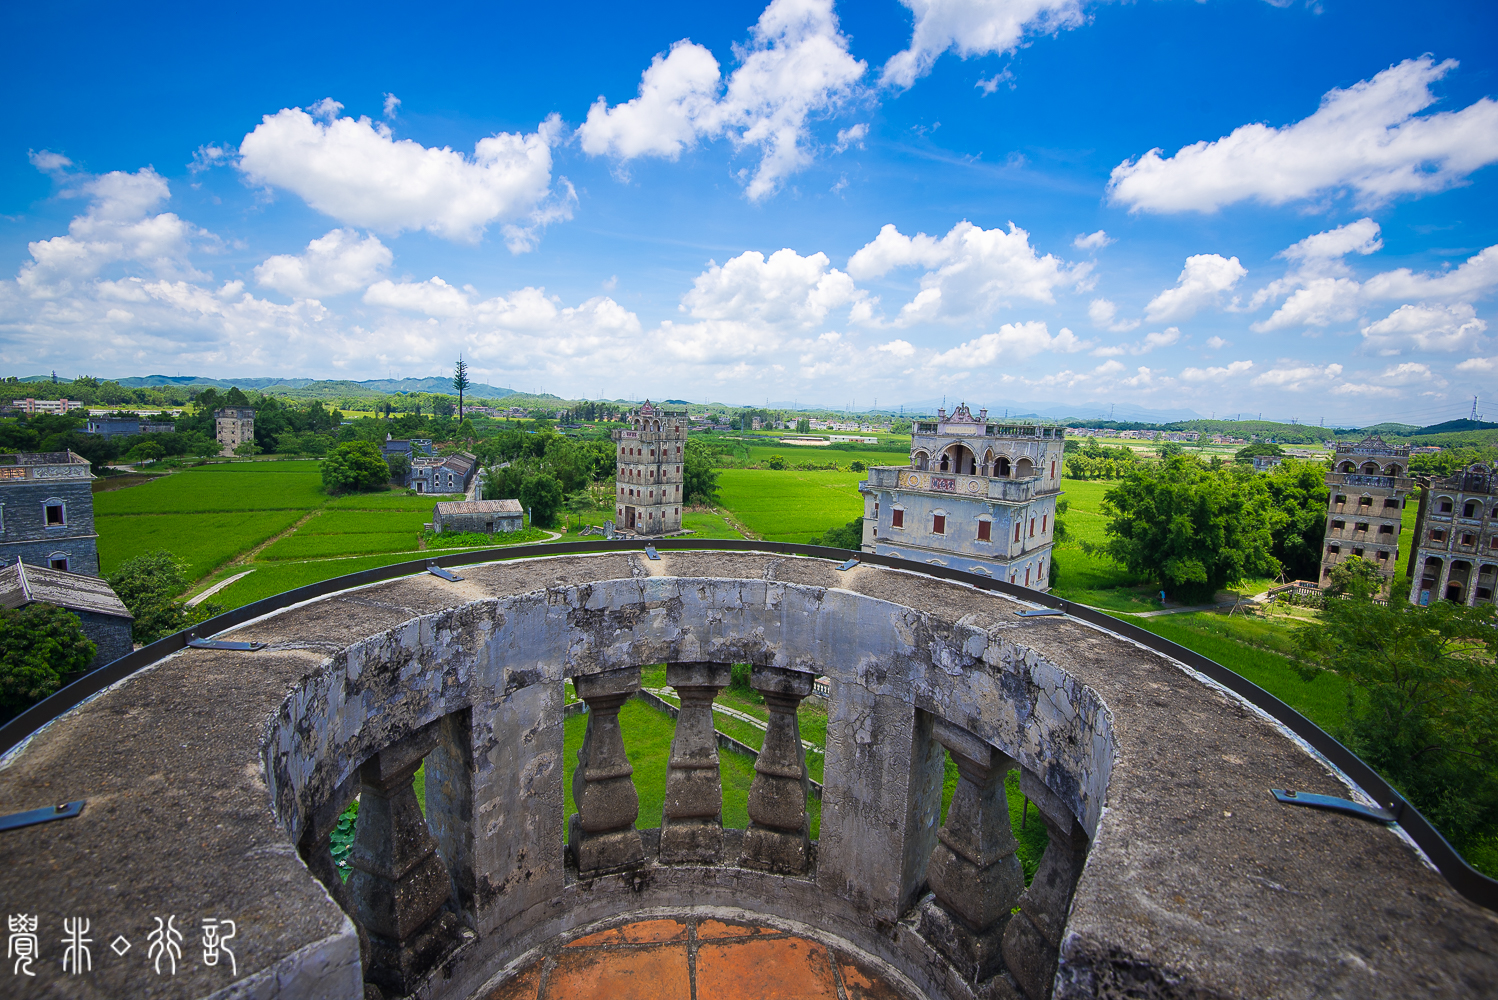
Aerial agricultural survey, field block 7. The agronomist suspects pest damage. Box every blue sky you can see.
[2,0,1496,423]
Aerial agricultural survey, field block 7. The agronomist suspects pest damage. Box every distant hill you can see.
[18,374,516,399]
[1357,422,1423,436]
[1412,418,1498,436]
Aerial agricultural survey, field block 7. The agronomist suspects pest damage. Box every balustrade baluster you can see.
[919,719,1024,983]
[346,723,462,996]
[660,661,732,864]
[742,665,815,875]
[1002,770,1090,1000]
[568,666,645,874]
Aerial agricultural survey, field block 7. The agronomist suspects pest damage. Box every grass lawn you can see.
[715,468,865,543]
[682,508,745,539]
[96,511,302,579]
[736,442,909,469]
[1120,611,1349,734]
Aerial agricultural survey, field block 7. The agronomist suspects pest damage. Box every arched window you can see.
[939,453,951,471]
[1361,462,1380,474]
[996,456,1011,477]
[1015,457,1034,478]
[1339,462,1355,473]
[1465,500,1479,518]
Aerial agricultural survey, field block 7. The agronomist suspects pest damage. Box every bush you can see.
[322,441,390,494]
[767,454,787,470]
[809,515,864,550]
[520,473,564,528]
[106,550,223,644]
[0,603,96,717]
[850,460,866,472]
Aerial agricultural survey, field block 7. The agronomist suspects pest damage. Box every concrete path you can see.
[187,569,254,605]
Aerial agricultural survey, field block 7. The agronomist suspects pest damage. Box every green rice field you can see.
[96,510,302,579]
[714,468,864,543]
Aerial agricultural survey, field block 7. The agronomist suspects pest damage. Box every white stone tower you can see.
[612,401,688,535]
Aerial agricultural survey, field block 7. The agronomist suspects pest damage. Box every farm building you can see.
[0,558,133,668]
[432,499,523,535]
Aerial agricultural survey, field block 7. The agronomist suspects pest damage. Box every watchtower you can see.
[612,401,688,535]
[1320,435,1412,589]
[859,405,1065,589]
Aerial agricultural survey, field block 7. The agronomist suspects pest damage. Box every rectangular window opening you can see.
[891,508,904,528]
[977,520,991,541]
[45,504,65,526]
[933,514,946,535]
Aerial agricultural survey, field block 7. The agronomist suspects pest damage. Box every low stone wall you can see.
[1,550,1493,1000]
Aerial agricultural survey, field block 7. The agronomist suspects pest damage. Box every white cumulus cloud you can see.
[237,101,572,247]
[1252,362,1343,390]
[1087,297,1138,333]
[680,248,860,328]
[1181,360,1255,382]
[847,220,1080,325]
[1108,57,1498,213]
[577,0,866,201]
[1144,254,1246,322]
[1073,229,1112,251]
[1359,302,1487,354]
[929,322,1088,366]
[17,166,205,297]
[880,0,1085,89]
[254,229,391,299]
[1092,327,1180,357]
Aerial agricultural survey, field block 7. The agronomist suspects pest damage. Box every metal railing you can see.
[1,538,1493,913]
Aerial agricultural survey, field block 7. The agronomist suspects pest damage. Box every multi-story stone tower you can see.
[612,401,688,536]
[1406,464,1498,606]
[215,407,256,456]
[858,405,1065,590]
[1319,435,1412,589]
[0,451,100,575]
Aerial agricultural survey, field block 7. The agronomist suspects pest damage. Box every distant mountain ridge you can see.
[18,374,516,399]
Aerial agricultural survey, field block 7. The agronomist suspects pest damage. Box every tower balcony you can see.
[863,466,1052,503]
[0,544,1491,1000]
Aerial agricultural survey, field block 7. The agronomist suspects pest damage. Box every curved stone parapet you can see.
[0,549,1493,1000]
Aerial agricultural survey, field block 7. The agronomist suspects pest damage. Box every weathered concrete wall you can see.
[2,550,1494,1000]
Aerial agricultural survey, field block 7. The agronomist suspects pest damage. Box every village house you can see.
[0,450,99,575]
[0,558,132,668]
[431,498,523,535]
[859,405,1065,589]
[408,452,477,494]
[83,415,177,438]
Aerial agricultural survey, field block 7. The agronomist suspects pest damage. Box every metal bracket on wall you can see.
[1015,607,1065,617]
[837,557,860,572]
[427,565,463,582]
[644,545,660,560]
[0,800,85,834]
[1271,788,1397,824]
[187,635,266,651]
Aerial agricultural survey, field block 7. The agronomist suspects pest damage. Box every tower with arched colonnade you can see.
[857,404,1065,590]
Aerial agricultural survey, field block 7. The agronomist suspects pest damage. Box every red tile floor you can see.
[485,915,914,1000]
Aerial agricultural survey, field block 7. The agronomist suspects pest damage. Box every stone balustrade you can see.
[0,548,1493,1000]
